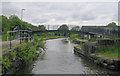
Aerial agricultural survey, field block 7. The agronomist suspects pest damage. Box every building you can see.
[81,26,119,38]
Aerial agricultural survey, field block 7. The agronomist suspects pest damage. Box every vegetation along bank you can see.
[2,38,46,74]
[70,34,120,71]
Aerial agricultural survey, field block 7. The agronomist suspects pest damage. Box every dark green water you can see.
[17,38,120,74]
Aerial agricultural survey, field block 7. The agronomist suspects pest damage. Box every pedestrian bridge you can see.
[32,30,97,39]
[32,30,94,35]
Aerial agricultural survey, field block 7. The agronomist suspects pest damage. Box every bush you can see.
[2,38,46,73]
[17,38,46,62]
[10,50,16,60]
[17,41,36,62]
[2,56,11,72]
[34,38,46,50]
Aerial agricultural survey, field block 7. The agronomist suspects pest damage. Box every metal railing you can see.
[7,30,32,49]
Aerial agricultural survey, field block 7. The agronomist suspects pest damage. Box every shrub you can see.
[17,38,46,62]
[17,41,35,62]
[9,50,16,60]
[2,56,11,72]
[2,38,46,72]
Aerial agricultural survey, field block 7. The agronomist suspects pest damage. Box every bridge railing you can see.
[32,30,94,35]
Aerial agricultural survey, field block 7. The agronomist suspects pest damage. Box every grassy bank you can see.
[76,44,82,48]
[96,43,120,59]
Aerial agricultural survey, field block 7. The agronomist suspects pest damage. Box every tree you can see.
[38,25,46,31]
[107,22,117,27]
[1,15,11,41]
[57,24,69,36]
[57,24,69,30]
[1,15,11,34]
[71,26,80,31]
[1,15,39,41]
[27,23,38,31]
[9,15,21,30]
[9,15,38,31]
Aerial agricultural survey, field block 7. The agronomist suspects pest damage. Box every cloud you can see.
[2,2,118,26]
[2,0,120,2]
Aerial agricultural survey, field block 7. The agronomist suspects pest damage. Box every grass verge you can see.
[96,43,120,59]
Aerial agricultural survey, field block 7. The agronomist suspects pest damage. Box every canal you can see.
[17,38,120,74]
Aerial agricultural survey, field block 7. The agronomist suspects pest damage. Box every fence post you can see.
[10,32,11,49]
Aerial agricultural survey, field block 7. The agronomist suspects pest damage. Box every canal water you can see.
[17,38,120,74]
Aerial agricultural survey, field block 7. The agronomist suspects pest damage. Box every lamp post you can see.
[20,9,25,44]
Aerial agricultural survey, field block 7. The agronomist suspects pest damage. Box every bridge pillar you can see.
[86,34,93,40]
[88,35,91,40]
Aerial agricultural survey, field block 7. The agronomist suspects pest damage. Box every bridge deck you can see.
[32,30,95,35]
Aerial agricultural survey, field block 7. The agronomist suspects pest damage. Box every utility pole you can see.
[20,9,25,44]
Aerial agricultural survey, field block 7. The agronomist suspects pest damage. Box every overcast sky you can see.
[1,0,120,2]
[2,1,118,26]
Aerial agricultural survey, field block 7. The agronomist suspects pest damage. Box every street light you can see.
[20,9,25,44]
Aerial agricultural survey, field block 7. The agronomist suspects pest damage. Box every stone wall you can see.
[73,39,120,71]
[74,46,84,55]
[74,45,120,71]
[82,42,97,56]
[73,39,120,56]
[90,54,120,70]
